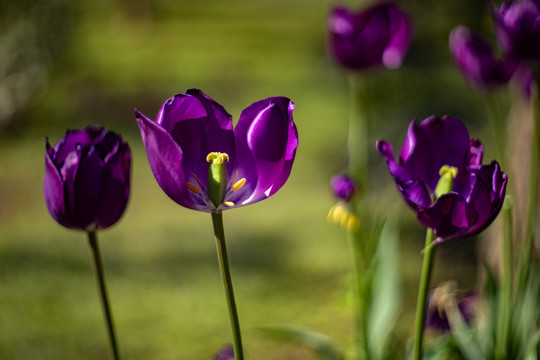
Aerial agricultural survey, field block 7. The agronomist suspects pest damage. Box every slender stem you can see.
[412,228,436,360]
[517,75,540,294]
[211,211,244,360]
[495,198,513,359]
[486,92,508,169]
[87,231,120,360]
[348,74,369,192]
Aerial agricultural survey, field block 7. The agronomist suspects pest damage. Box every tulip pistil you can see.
[435,165,458,199]
[207,152,230,208]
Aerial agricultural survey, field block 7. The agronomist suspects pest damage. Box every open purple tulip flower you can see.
[136,89,298,360]
[449,26,517,89]
[327,2,412,71]
[44,126,131,231]
[492,0,540,65]
[135,88,298,213]
[377,115,507,241]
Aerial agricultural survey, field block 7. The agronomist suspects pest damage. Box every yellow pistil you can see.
[207,152,230,207]
[186,182,200,194]
[435,165,458,199]
[206,152,229,164]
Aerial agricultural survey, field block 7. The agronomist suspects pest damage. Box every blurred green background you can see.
[0,0,514,359]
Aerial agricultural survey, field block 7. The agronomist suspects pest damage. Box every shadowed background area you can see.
[0,0,517,358]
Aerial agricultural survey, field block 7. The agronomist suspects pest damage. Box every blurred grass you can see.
[0,0,498,358]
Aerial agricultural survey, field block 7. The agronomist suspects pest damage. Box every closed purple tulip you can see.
[327,2,412,71]
[135,89,298,212]
[44,126,131,231]
[377,116,507,241]
[492,0,540,64]
[449,26,517,89]
[330,174,357,202]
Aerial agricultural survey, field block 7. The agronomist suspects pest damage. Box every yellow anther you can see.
[224,201,235,207]
[186,182,200,194]
[232,178,246,192]
[207,152,229,164]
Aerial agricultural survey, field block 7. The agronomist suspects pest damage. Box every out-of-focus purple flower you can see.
[449,26,517,89]
[210,345,234,360]
[492,0,540,64]
[327,2,412,71]
[135,89,298,213]
[44,126,131,231]
[425,282,477,332]
[330,174,357,202]
[376,116,507,241]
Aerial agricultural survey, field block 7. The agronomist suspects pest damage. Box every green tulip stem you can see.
[486,92,509,168]
[87,231,120,360]
[413,228,436,360]
[495,198,514,359]
[211,211,244,360]
[348,74,369,192]
[518,74,540,294]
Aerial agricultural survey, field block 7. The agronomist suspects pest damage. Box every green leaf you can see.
[258,324,344,360]
[367,217,401,358]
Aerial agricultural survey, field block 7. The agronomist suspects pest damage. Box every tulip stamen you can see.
[229,171,239,187]
[186,182,201,194]
[224,201,235,207]
[191,172,204,188]
[232,178,246,192]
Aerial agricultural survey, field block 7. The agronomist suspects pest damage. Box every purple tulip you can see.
[326,2,412,71]
[449,26,517,89]
[135,89,298,212]
[330,174,357,202]
[44,126,131,231]
[492,0,540,64]
[376,116,507,241]
[210,345,234,360]
[425,284,477,332]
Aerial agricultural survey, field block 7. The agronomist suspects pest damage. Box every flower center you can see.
[186,152,247,209]
[434,165,458,199]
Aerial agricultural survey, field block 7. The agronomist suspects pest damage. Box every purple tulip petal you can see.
[136,110,210,211]
[232,97,296,206]
[44,140,74,228]
[72,148,105,229]
[417,193,479,239]
[383,4,413,68]
[377,140,432,209]
[450,26,517,89]
[96,144,131,229]
[155,91,235,184]
[400,116,471,192]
